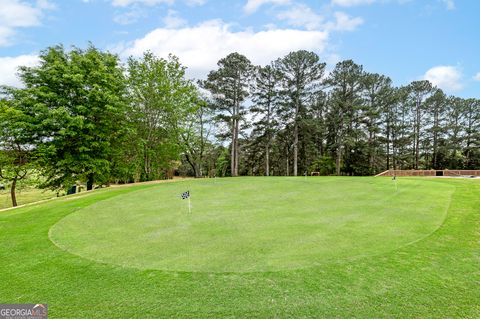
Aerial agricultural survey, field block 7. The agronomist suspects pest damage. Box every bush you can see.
[310,156,336,176]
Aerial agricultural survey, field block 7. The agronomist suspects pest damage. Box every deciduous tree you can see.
[126,52,197,181]
[19,45,127,191]
[0,90,36,206]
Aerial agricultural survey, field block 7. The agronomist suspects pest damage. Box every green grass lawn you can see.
[1,177,479,318]
[0,187,57,210]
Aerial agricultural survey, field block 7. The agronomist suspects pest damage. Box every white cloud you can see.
[441,0,455,10]
[331,0,376,7]
[0,1,41,27]
[326,12,363,31]
[113,8,145,25]
[111,0,173,6]
[0,27,16,47]
[110,0,206,6]
[276,5,363,32]
[332,0,453,9]
[118,20,329,78]
[36,0,56,10]
[0,0,54,46]
[185,0,206,6]
[163,10,187,28]
[0,54,39,87]
[276,4,323,30]
[423,65,463,92]
[473,72,480,81]
[243,0,291,14]
[113,0,199,25]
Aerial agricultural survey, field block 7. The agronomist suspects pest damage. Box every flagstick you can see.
[188,195,191,214]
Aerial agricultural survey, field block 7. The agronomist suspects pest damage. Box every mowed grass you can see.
[50,177,452,272]
[0,177,479,318]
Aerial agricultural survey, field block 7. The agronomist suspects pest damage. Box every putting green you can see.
[49,177,453,272]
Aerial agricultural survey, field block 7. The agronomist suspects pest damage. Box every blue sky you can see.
[0,0,479,98]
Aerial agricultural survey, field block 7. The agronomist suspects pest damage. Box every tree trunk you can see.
[230,118,236,177]
[87,173,94,191]
[185,154,197,177]
[197,163,202,178]
[392,129,397,171]
[143,143,151,181]
[266,105,271,177]
[336,146,341,176]
[433,109,438,169]
[265,143,270,177]
[286,147,289,176]
[293,121,298,176]
[369,129,374,173]
[199,110,205,178]
[415,98,421,169]
[293,92,300,176]
[10,178,17,207]
[386,121,390,170]
[234,115,240,176]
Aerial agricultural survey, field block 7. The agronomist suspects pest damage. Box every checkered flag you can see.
[181,191,190,200]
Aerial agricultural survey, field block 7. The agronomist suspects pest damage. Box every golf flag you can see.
[392,176,398,191]
[181,190,192,214]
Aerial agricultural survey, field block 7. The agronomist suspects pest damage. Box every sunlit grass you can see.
[50,177,453,272]
[0,187,57,210]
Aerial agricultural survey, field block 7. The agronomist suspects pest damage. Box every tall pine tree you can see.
[276,50,325,176]
[202,53,253,177]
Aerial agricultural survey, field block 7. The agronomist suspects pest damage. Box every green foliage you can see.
[180,98,216,178]
[405,80,435,170]
[18,45,128,190]
[325,60,365,175]
[0,92,38,206]
[250,64,282,176]
[309,155,335,175]
[276,50,326,176]
[215,147,230,177]
[125,52,198,181]
[202,52,253,176]
[360,73,393,174]
[3,44,479,183]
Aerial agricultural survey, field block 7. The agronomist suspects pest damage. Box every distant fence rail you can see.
[375,170,480,177]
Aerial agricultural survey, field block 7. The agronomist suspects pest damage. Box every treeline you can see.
[0,45,479,205]
[204,52,479,177]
